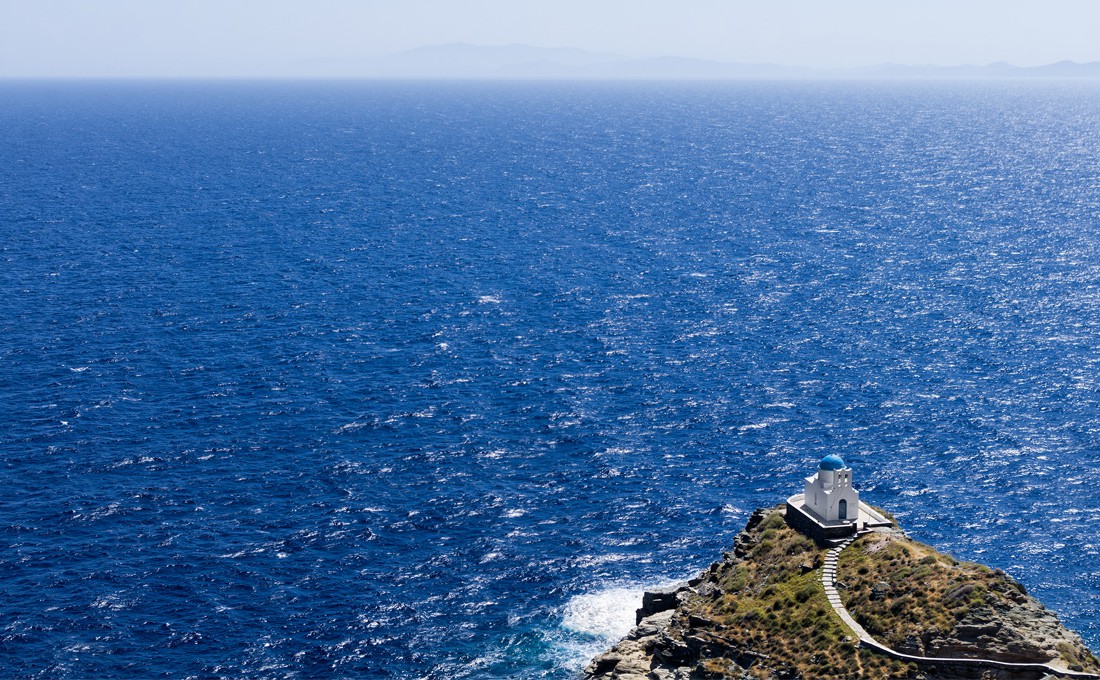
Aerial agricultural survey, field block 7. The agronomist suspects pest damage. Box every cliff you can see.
[582,506,1100,680]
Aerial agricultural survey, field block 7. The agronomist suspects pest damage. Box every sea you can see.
[1,79,1099,678]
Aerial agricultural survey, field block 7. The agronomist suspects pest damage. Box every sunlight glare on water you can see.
[1,80,1099,677]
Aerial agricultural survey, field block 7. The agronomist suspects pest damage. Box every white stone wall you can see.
[804,468,859,522]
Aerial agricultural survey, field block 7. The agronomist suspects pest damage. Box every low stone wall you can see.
[784,500,855,543]
[859,635,1100,679]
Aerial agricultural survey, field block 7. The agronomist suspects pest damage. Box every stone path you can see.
[820,535,1100,680]
[821,537,873,644]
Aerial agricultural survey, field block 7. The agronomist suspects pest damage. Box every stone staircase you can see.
[820,537,873,643]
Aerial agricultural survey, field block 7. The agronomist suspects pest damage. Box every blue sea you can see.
[2,80,1099,678]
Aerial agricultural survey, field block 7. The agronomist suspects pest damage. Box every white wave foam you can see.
[561,586,644,641]
[550,578,683,672]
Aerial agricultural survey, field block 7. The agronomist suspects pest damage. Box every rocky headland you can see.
[583,506,1100,680]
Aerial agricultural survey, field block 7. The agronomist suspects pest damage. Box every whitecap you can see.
[333,420,370,434]
[561,586,644,641]
[550,578,685,672]
[738,421,770,432]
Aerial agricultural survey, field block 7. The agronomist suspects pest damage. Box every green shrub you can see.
[795,583,817,603]
[761,512,786,531]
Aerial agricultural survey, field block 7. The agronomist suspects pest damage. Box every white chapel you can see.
[804,454,859,523]
[785,454,893,542]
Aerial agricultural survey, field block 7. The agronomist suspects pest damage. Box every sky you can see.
[2,0,1100,78]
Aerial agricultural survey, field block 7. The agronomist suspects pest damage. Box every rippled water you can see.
[2,80,1099,678]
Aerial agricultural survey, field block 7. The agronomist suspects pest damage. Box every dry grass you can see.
[838,533,968,641]
[670,509,1100,677]
[838,531,1100,673]
[681,510,916,679]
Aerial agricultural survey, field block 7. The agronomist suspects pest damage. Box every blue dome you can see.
[819,454,846,471]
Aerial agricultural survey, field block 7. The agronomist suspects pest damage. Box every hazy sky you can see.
[3,0,1100,77]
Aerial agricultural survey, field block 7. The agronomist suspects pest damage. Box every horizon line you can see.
[4,43,1100,81]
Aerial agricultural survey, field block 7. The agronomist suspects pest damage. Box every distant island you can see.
[294,43,1100,80]
[582,458,1100,679]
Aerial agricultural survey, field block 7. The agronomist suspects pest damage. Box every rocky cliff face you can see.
[582,507,1099,680]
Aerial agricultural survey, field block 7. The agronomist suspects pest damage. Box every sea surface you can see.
[2,80,1100,678]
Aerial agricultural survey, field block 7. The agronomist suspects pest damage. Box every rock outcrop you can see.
[582,507,1099,680]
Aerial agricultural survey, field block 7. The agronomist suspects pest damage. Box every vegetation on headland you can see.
[588,506,1100,679]
[838,531,1100,673]
[677,510,914,678]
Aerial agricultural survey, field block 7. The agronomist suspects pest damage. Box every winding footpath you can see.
[822,538,872,643]
[821,536,1100,680]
